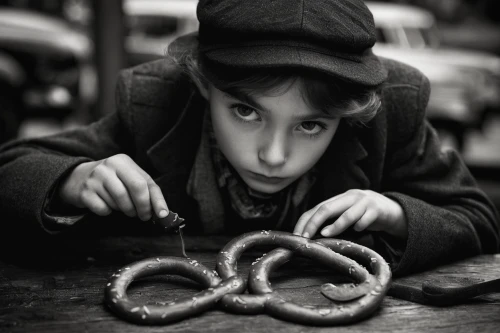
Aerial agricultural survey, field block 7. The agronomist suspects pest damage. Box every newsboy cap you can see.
[170,0,387,87]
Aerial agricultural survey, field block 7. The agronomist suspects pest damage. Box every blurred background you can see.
[0,0,499,210]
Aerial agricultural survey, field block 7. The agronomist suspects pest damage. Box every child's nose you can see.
[258,132,288,167]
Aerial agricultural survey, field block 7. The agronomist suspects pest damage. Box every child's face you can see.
[207,81,341,194]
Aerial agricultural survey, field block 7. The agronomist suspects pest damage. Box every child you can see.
[0,0,498,276]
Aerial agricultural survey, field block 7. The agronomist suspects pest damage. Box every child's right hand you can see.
[57,154,169,221]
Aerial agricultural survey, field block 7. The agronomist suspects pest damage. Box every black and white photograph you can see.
[0,0,499,332]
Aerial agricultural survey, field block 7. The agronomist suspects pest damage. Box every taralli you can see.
[104,230,391,326]
[104,256,245,325]
[315,238,391,301]
[217,231,391,325]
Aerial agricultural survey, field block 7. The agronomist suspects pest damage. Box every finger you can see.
[80,191,112,216]
[103,174,137,218]
[293,208,317,236]
[321,201,367,237]
[148,182,169,218]
[302,195,357,238]
[353,208,378,232]
[94,185,119,211]
[294,193,345,236]
[116,168,152,221]
[134,167,169,219]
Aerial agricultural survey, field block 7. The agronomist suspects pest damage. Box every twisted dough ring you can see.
[218,231,391,325]
[104,257,245,325]
[104,229,391,326]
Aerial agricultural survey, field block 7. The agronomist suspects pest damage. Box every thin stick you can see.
[178,224,187,258]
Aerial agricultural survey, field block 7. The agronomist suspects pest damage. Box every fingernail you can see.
[293,232,301,236]
[159,210,168,218]
[321,229,329,237]
[302,232,310,239]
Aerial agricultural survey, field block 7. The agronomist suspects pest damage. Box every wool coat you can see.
[0,58,498,276]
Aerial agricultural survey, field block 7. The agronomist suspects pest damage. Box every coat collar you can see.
[146,89,205,174]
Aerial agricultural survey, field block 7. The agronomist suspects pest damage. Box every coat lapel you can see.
[316,120,370,202]
[146,90,206,221]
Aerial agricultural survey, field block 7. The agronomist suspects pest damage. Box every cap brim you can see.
[169,33,387,87]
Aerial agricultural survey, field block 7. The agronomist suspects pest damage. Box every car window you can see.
[402,27,427,48]
[402,26,441,49]
[374,27,405,46]
[126,15,178,37]
[375,28,387,43]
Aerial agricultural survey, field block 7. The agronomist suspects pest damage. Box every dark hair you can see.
[169,51,381,126]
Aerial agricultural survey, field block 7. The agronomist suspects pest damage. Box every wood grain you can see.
[1,235,499,333]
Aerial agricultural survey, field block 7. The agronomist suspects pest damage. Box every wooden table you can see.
[1,234,499,333]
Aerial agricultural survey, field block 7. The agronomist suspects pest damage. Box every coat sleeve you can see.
[379,71,500,276]
[0,69,135,236]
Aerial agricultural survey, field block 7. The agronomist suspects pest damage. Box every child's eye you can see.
[298,121,326,137]
[230,104,260,122]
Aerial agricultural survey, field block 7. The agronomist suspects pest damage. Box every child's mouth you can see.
[249,171,286,184]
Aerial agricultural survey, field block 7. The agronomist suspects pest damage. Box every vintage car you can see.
[0,8,96,143]
[366,2,500,125]
[123,0,199,67]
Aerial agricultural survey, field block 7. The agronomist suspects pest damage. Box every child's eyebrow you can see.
[293,113,336,122]
[224,91,270,113]
[224,92,336,121]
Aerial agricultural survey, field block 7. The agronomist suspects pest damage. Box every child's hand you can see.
[57,154,168,221]
[293,189,407,240]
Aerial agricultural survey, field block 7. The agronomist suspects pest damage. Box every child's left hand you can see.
[293,189,408,240]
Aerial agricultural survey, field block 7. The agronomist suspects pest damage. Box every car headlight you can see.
[46,86,72,107]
